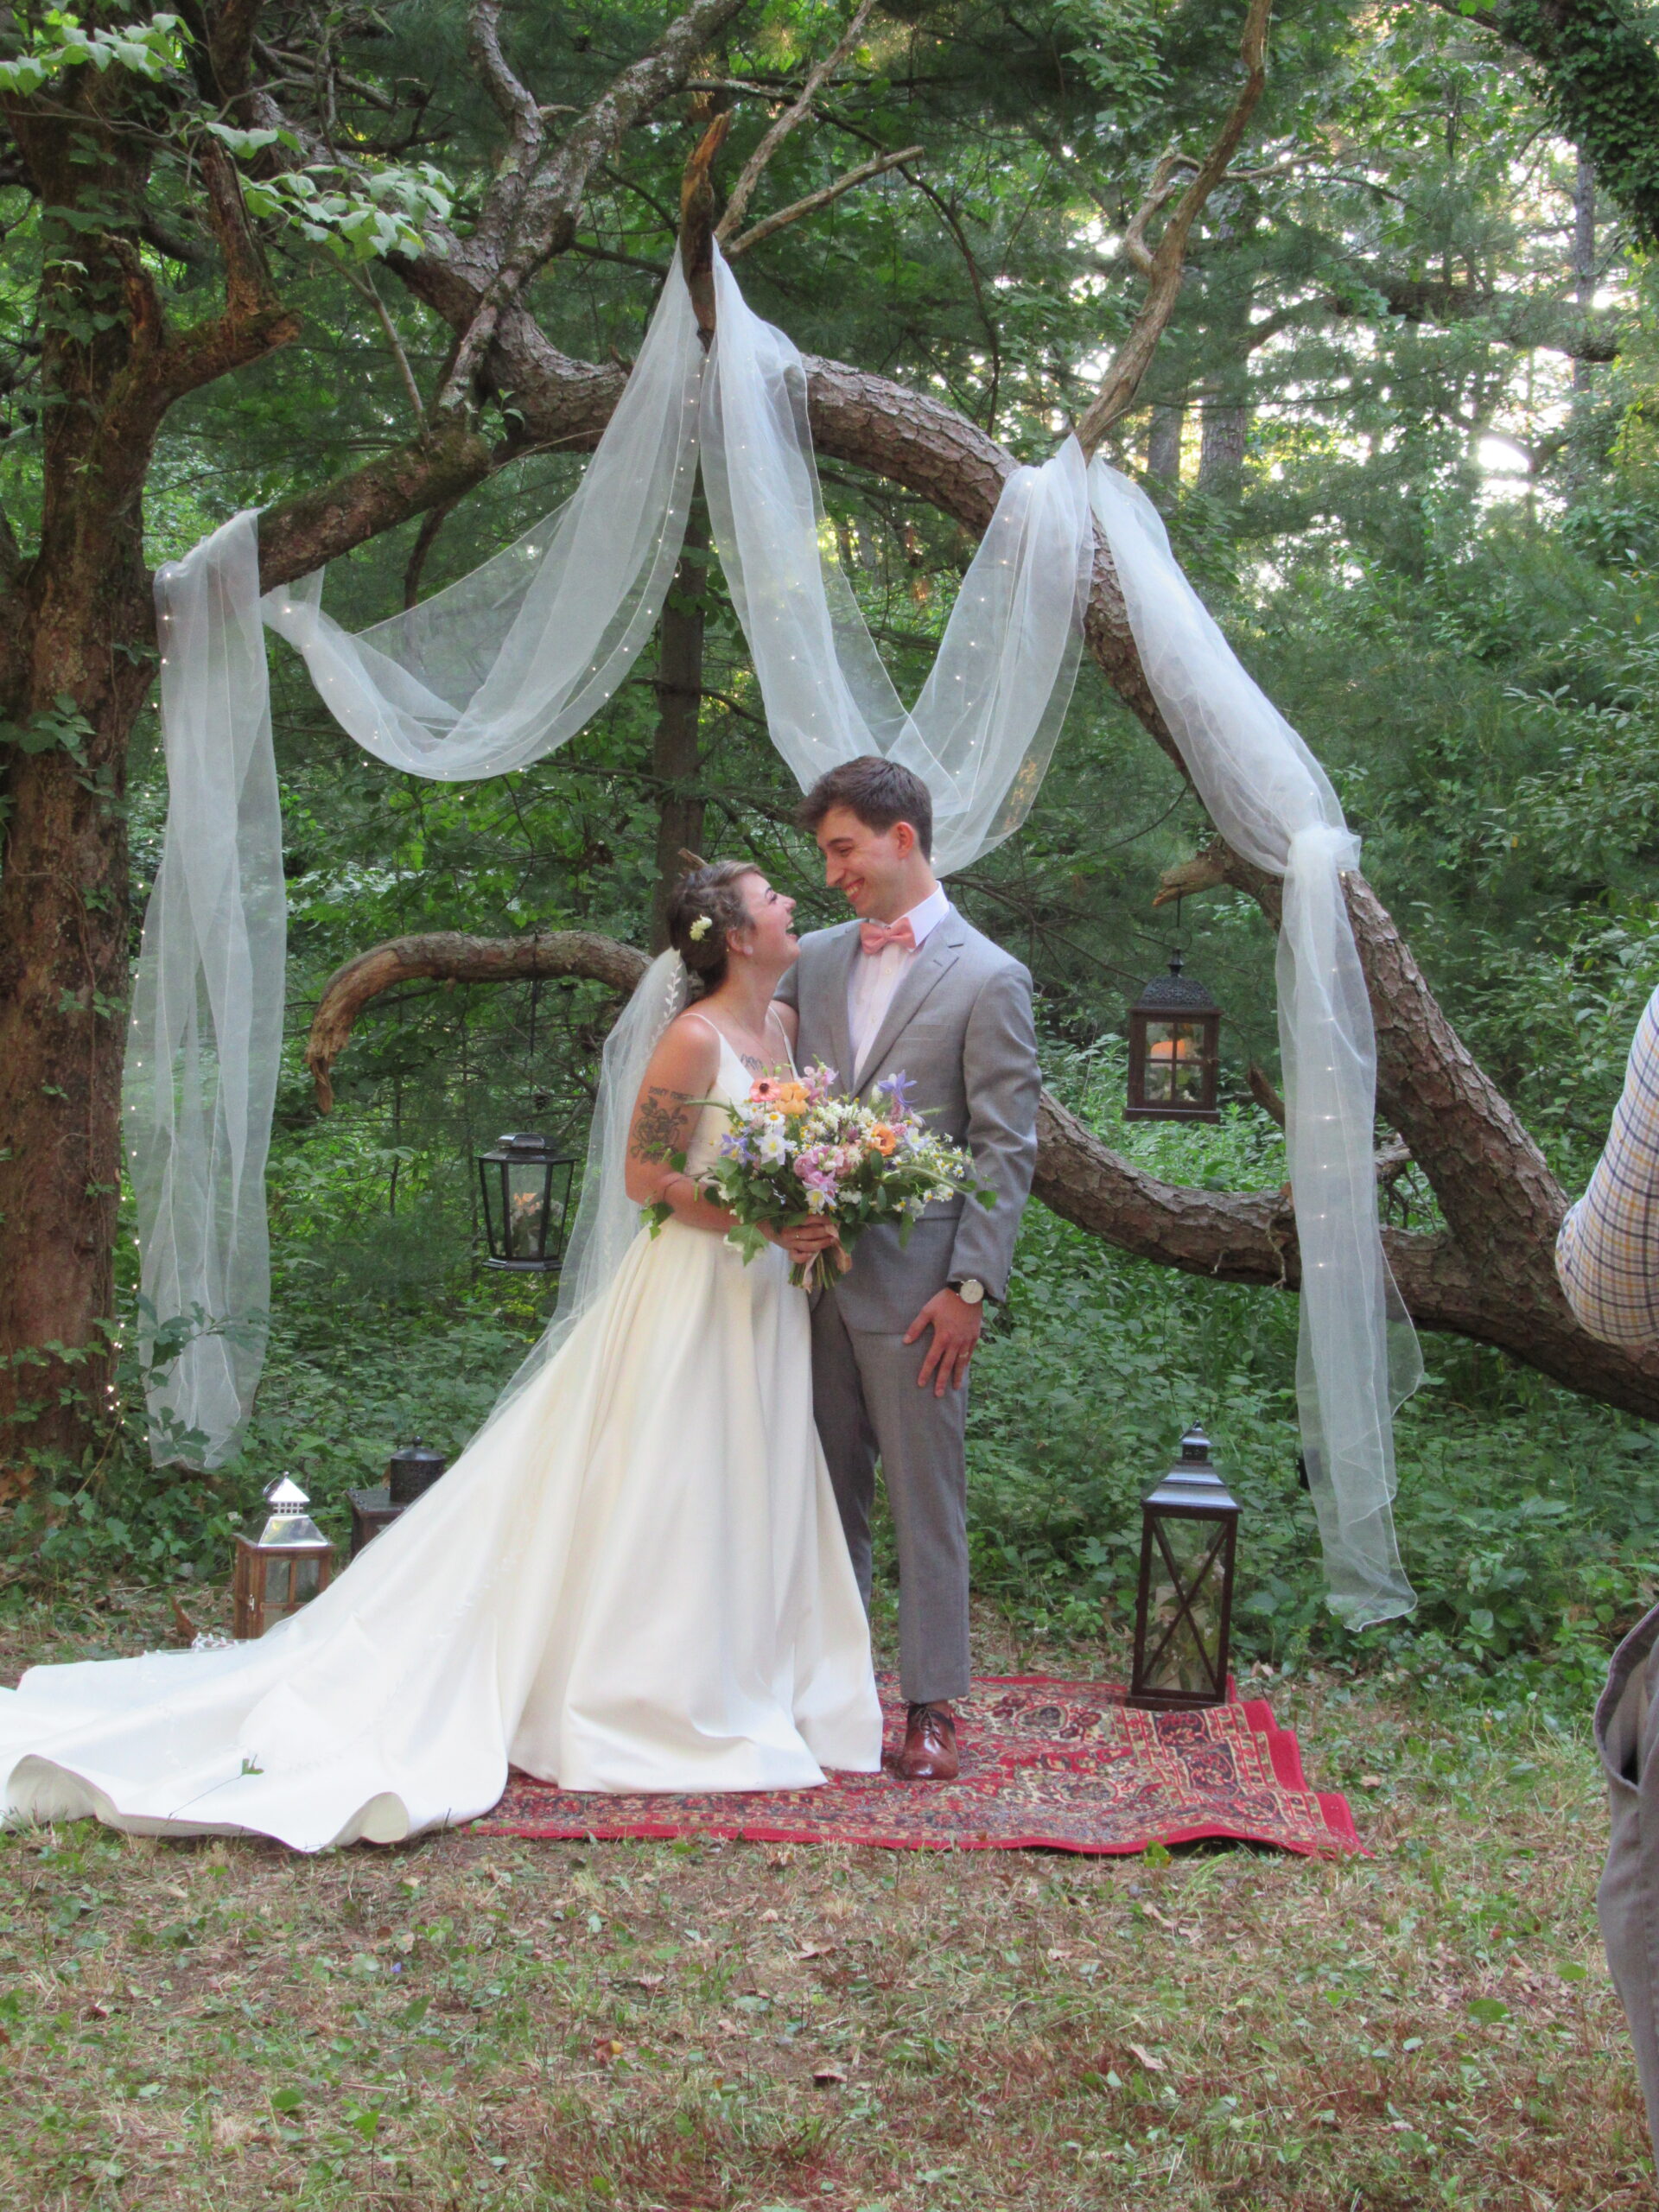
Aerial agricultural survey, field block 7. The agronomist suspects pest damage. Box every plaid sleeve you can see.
[1557,983,1659,1345]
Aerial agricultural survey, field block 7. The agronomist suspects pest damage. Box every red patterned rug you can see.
[472,1674,1360,1857]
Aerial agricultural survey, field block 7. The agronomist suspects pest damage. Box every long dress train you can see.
[0,1034,881,1850]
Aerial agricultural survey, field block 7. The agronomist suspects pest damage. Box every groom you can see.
[775,758,1040,1781]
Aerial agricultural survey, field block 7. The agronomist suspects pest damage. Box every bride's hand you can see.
[766,1219,841,1265]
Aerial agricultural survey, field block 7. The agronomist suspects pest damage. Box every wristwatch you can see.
[950,1277,986,1306]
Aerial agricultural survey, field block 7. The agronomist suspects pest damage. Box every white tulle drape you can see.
[261,267,704,775]
[126,245,1092,1469]
[1089,465,1421,1626]
[129,516,286,1464]
[700,251,1092,873]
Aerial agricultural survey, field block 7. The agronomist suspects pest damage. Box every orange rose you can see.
[777,1081,810,1116]
[870,1123,898,1155]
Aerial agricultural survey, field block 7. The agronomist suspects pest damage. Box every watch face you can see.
[957,1278,985,1305]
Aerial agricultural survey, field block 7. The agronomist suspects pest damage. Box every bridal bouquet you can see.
[669,1062,992,1290]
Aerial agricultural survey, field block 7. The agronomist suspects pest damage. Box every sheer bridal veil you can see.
[131,242,1418,1624]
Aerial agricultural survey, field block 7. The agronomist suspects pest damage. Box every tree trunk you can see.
[650,501,709,950]
[1198,403,1248,488]
[1567,152,1599,488]
[0,588,149,1478]
[1146,404,1184,481]
[0,101,165,1478]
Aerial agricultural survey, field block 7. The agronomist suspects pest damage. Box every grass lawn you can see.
[0,1586,1651,2211]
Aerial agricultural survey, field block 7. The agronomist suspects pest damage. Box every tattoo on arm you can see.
[632,1086,692,1165]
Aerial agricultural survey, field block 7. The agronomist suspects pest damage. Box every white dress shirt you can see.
[847,884,951,1082]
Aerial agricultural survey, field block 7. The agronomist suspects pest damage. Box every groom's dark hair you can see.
[798,756,933,859]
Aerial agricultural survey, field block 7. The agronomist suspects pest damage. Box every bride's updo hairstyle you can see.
[666,861,760,995]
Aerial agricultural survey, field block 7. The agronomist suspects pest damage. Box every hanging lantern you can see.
[1126,953,1222,1122]
[1128,1426,1241,1711]
[232,1475,335,1639]
[347,1437,449,1560]
[477,1132,577,1274]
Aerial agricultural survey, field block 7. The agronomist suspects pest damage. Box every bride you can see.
[0,862,883,1851]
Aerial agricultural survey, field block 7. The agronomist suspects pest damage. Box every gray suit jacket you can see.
[775,907,1039,1332]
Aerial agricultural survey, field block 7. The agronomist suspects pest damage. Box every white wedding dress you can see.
[0,1033,881,1851]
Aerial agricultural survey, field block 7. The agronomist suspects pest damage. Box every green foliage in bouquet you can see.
[676,1064,995,1288]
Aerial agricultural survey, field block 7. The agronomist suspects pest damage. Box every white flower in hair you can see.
[689,915,713,942]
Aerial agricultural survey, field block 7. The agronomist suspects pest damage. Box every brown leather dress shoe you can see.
[895,1700,959,1782]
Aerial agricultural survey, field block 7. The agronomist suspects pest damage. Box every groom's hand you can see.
[905,1288,982,1396]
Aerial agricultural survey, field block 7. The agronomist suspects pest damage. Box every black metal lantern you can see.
[1128,1426,1241,1711]
[1126,953,1222,1122]
[348,1438,449,1560]
[478,1131,576,1274]
[387,1436,448,1505]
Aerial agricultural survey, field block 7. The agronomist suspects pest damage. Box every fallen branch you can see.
[303,925,1659,1419]
[304,931,650,1111]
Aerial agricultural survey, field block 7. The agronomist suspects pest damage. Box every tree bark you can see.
[1198,403,1248,488]
[304,933,652,1114]
[1146,405,1185,481]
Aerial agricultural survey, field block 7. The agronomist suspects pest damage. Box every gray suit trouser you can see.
[1598,1599,1659,2171]
[810,1289,970,1707]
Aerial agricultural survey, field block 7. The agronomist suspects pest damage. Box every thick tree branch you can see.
[257,417,497,589]
[153,137,298,404]
[430,0,754,410]
[304,931,652,1111]
[302,926,1659,1417]
[1076,0,1273,452]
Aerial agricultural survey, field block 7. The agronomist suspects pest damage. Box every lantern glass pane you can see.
[1145,1515,1224,1695]
[1145,1021,1210,1105]
[505,1162,548,1262]
[263,1556,291,1611]
[293,1556,322,1604]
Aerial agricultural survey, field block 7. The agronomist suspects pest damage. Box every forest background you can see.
[3,0,1659,1696]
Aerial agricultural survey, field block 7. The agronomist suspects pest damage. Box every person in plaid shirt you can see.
[1559,983,1659,2177]
[1557,985,1659,1345]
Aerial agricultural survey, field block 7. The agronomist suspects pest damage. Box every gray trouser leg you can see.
[810,1291,879,1608]
[1599,1602,1659,2174]
[810,1292,970,1707]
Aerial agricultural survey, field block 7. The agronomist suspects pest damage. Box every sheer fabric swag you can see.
[129,245,1417,1623]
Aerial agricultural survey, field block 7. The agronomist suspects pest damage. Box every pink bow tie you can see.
[859,918,917,957]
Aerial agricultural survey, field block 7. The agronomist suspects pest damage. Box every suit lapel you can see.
[855,919,963,1095]
[817,925,861,1094]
